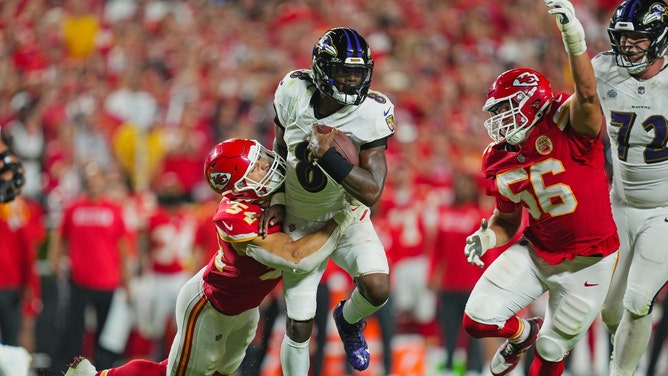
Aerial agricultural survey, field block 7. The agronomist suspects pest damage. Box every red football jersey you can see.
[481,93,619,264]
[59,195,128,289]
[431,202,489,292]
[202,197,283,315]
[146,207,198,274]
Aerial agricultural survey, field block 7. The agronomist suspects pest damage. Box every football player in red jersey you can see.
[461,1,620,376]
[64,138,359,376]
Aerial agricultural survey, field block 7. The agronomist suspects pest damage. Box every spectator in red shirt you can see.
[48,161,132,373]
[429,172,492,375]
[0,194,44,347]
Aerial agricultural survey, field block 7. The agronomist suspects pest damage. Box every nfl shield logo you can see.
[638,86,645,94]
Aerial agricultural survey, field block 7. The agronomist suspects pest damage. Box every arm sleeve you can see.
[245,226,342,274]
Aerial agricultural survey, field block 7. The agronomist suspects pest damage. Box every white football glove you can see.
[545,0,587,55]
[464,219,497,268]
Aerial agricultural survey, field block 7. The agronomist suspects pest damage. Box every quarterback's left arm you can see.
[546,0,602,138]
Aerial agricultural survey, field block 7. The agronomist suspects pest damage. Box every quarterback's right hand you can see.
[464,219,496,268]
[258,204,285,238]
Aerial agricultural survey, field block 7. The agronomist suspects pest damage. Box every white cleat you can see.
[65,356,97,376]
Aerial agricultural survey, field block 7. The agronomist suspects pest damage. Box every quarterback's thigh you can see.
[624,206,668,316]
[464,244,544,326]
[330,220,389,278]
[282,261,328,321]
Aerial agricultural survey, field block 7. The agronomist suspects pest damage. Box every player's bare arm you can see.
[464,207,523,268]
[250,219,338,262]
[568,52,602,138]
[340,145,387,207]
[488,208,523,247]
[244,204,363,273]
[546,0,602,138]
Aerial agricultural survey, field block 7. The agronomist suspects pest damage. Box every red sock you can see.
[102,359,167,376]
[528,351,564,376]
[462,313,522,339]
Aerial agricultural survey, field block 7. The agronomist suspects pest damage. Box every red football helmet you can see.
[203,138,286,200]
[482,68,554,145]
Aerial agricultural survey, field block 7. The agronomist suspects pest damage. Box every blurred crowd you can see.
[0,0,625,375]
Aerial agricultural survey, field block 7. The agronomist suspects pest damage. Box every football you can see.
[315,125,359,166]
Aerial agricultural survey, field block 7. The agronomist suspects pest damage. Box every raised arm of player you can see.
[546,0,602,138]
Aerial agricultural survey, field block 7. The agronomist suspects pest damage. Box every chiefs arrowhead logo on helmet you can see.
[209,172,231,192]
[513,72,540,87]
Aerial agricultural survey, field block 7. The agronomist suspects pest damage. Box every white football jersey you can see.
[593,52,668,208]
[273,69,395,221]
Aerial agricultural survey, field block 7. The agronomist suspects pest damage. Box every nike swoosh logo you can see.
[383,108,391,117]
[584,281,599,287]
[222,221,233,231]
[351,206,359,212]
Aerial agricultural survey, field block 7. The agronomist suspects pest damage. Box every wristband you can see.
[562,33,587,56]
[270,192,286,206]
[315,147,354,183]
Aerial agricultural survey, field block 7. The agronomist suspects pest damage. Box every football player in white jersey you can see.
[593,1,668,375]
[261,27,395,374]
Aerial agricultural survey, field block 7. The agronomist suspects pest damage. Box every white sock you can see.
[342,288,386,324]
[280,334,310,376]
[610,312,652,375]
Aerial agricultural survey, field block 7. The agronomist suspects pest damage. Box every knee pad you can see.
[535,335,567,362]
[601,303,623,332]
[553,294,592,336]
[623,285,653,317]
